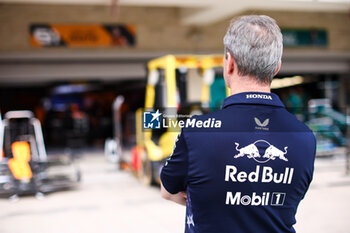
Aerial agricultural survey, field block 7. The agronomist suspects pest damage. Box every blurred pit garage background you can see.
[0,0,350,233]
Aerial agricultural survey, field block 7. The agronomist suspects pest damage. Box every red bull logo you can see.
[225,165,294,184]
[234,140,288,163]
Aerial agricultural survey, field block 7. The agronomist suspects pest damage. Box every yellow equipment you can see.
[131,54,227,185]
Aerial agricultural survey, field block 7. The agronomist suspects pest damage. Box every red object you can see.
[131,146,140,172]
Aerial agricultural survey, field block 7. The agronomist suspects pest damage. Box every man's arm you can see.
[160,130,189,206]
[161,182,187,206]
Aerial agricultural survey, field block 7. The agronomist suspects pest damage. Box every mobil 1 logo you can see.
[225,192,286,206]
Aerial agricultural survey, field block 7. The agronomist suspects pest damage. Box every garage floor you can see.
[0,151,349,233]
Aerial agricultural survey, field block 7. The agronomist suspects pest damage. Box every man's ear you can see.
[226,52,235,75]
[274,61,282,76]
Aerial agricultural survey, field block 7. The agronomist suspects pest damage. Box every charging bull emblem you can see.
[234,143,260,159]
[234,140,288,163]
[263,145,288,161]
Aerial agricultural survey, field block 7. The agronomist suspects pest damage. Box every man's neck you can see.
[229,75,271,95]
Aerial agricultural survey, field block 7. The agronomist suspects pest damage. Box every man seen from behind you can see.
[160,15,316,233]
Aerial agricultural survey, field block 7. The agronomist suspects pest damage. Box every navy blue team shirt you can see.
[161,92,316,233]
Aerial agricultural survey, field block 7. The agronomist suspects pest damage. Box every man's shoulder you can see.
[279,109,314,133]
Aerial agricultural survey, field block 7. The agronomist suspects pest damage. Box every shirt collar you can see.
[222,92,285,109]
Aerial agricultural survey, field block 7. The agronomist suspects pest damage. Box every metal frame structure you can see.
[0,110,80,196]
[1,111,47,162]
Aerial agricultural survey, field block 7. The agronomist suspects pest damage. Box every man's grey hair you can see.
[223,15,283,84]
